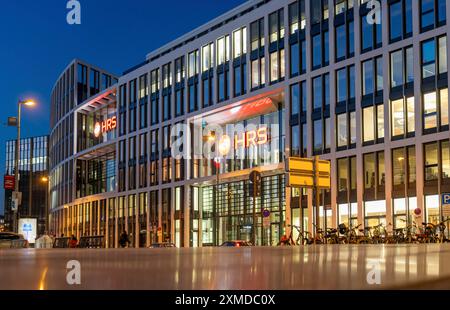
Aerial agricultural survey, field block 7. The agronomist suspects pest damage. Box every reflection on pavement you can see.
[0,245,450,290]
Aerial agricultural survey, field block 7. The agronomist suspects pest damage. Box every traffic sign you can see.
[442,193,450,206]
[4,175,15,190]
[286,157,314,173]
[286,157,331,189]
[286,172,314,188]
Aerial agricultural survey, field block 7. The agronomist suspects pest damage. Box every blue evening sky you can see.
[0,0,247,215]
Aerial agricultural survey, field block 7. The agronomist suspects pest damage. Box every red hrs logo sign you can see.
[94,116,117,137]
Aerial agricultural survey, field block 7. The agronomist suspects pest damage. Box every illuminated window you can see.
[363,106,374,142]
[289,1,306,34]
[202,43,214,72]
[365,200,387,228]
[391,96,414,138]
[188,51,198,78]
[270,52,278,82]
[424,142,438,181]
[269,9,284,44]
[217,36,230,65]
[233,27,247,59]
[424,92,437,127]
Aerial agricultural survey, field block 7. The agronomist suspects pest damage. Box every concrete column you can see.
[382,0,393,228]
[229,31,234,101]
[171,187,176,245]
[413,1,424,222]
[97,200,101,236]
[67,207,71,236]
[76,205,79,240]
[330,158,338,228]
[304,0,313,233]
[146,192,150,247]
[198,187,203,247]
[89,202,93,236]
[82,204,85,237]
[328,1,337,228]
[135,194,140,247]
[183,185,191,248]
[105,199,109,249]
[158,189,163,243]
[354,0,364,228]
[115,198,119,248]
[284,78,291,237]
[307,189,313,233]
[124,196,128,235]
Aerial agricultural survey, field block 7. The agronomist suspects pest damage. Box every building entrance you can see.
[199,174,285,246]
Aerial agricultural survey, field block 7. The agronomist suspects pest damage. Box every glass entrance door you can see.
[271,223,280,246]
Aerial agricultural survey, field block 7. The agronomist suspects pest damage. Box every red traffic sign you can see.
[4,175,15,190]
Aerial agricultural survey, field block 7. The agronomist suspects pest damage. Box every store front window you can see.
[425,195,440,224]
[393,197,417,229]
[318,206,333,231]
[338,203,358,227]
[364,200,386,228]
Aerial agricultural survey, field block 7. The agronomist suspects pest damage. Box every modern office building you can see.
[50,0,450,247]
[49,60,118,242]
[4,135,49,234]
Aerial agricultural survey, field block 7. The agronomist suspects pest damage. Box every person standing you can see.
[69,235,78,248]
[119,230,130,248]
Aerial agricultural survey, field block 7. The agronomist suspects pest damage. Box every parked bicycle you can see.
[279,219,450,246]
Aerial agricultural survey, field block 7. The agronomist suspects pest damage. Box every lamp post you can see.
[12,99,35,233]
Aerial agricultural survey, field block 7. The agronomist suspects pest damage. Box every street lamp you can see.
[12,99,36,233]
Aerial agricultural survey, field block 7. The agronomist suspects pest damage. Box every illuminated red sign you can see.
[234,127,268,149]
[94,116,117,137]
[4,175,15,190]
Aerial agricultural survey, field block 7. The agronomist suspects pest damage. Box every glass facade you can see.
[50,0,450,247]
[4,136,49,235]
